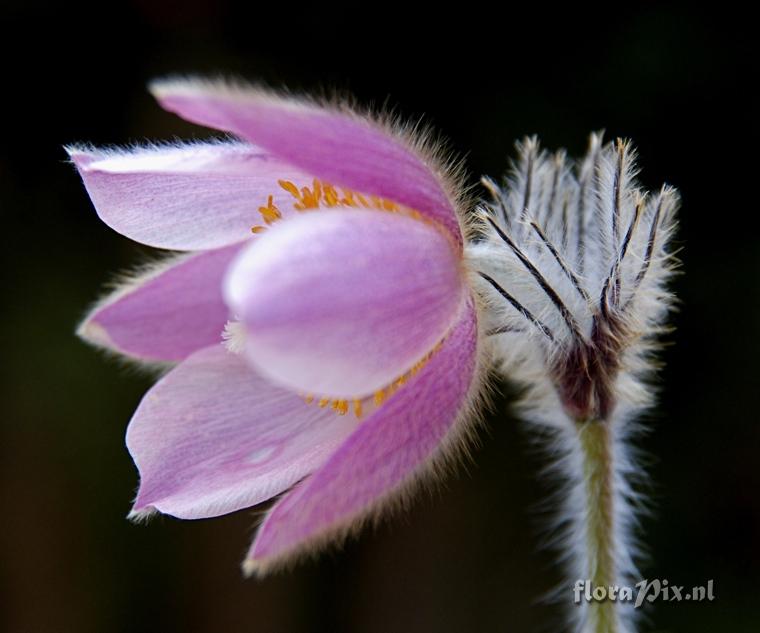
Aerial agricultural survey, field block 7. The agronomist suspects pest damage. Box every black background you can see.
[1,2,757,632]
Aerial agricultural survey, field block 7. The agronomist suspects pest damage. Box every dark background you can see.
[1,3,757,632]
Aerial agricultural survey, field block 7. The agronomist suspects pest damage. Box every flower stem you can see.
[577,419,618,633]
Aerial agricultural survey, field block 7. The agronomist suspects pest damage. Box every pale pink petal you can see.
[127,345,360,520]
[150,79,464,245]
[66,141,313,250]
[224,209,466,398]
[244,301,481,572]
[79,244,242,361]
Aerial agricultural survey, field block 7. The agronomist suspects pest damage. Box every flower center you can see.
[251,178,422,233]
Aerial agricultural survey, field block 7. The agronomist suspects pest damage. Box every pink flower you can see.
[69,79,486,574]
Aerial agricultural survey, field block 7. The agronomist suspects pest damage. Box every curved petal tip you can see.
[241,558,261,579]
[76,315,114,349]
[126,506,158,524]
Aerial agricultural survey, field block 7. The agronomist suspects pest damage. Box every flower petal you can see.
[127,345,360,520]
[224,209,466,399]
[244,300,481,573]
[67,141,313,250]
[79,244,242,361]
[150,79,464,245]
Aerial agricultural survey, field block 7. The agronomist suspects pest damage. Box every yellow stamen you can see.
[323,183,340,207]
[278,179,301,199]
[255,178,419,234]
[341,189,358,207]
[258,195,282,224]
[296,179,322,209]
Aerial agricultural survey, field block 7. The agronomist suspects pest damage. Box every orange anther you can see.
[323,184,340,207]
[341,189,358,207]
[278,180,301,199]
[258,195,282,224]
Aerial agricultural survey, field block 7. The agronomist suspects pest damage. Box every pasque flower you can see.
[72,79,679,633]
[69,79,487,574]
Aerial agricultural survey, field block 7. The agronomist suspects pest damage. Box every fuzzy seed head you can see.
[468,133,679,426]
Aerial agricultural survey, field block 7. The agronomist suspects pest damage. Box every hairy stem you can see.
[577,419,618,633]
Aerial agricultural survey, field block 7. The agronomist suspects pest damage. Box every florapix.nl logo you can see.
[573,579,715,608]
